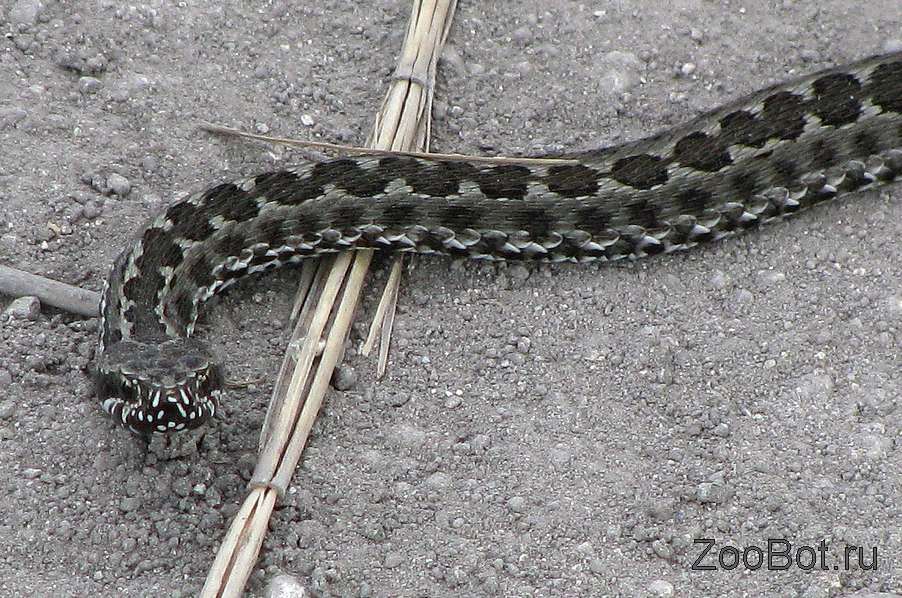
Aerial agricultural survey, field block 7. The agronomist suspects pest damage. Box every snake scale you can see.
[97,51,902,435]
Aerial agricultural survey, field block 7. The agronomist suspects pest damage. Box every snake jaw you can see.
[95,338,224,434]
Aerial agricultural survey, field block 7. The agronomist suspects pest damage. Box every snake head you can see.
[95,338,224,434]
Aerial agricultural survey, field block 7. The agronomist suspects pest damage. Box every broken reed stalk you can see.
[198,1,458,596]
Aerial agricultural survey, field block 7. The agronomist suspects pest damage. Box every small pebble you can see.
[78,76,103,94]
[651,539,673,560]
[107,173,131,197]
[648,580,674,597]
[508,264,530,283]
[387,393,410,407]
[647,499,675,521]
[733,288,753,304]
[383,552,403,569]
[439,45,466,73]
[0,401,16,419]
[9,0,44,26]
[331,366,357,391]
[506,496,526,513]
[0,234,17,249]
[82,202,101,219]
[141,155,158,172]
[596,50,644,94]
[680,62,696,77]
[511,26,531,45]
[708,270,730,291]
[696,482,729,504]
[300,114,314,126]
[0,107,28,128]
[756,269,786,286]
[22,467,41,479]
[265,573,309,598]
[713,423,731,437]
[425,472,451,490]
[4,296,40,320]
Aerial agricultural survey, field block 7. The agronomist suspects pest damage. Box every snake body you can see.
[97,51,902,434]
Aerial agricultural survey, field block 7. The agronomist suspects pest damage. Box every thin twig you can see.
[198,121,578,166]
[0,265,99,317]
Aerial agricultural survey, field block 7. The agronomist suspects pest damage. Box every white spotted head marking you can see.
[95,337,224,435]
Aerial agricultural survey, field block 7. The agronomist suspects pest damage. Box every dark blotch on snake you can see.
[770,158,799,186]
[140,227,183,269]
[379,201,421,229]
[260,169,321,207]
[439,204,484,230]
[610,154,668,189]
[544,164,600,197]
[719,110,770,148]
[329,204,368,230]
[202,182,261,223]
[122,266,165,308]
[852,130,881,158]
[213,228,250,263]
[183,254,215,291]
[573,204,612,235]
[761,91,807,140]
[672,131,733,172]
[379,156,466,197]
[511,205,557,239]
[409,163,469,197]
[674,188,714,215]
[809,73,863,127]
[170,290,196,328]
[810,138,838,170]
[865,61,902,114]
[474,165,531,199]
[253,216,290,248]
[321,158,390,197]
[627,199,661,230]
[165,201,215,242]
[728,168,759,203]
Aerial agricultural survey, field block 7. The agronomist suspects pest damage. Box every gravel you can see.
[0,2,899,597]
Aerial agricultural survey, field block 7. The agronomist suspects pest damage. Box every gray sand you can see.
[1,1,900,596]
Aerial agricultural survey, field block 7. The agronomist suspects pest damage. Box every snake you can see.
[96,51,902,435]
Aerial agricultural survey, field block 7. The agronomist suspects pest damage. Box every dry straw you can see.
[199,1,459,595]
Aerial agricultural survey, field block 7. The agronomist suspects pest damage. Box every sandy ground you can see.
[1,1,901,597]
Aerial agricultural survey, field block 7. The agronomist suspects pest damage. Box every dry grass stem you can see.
[199,1,458,596]
[198,121,577,166]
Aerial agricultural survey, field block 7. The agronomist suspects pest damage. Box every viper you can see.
[96,51,902,434]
